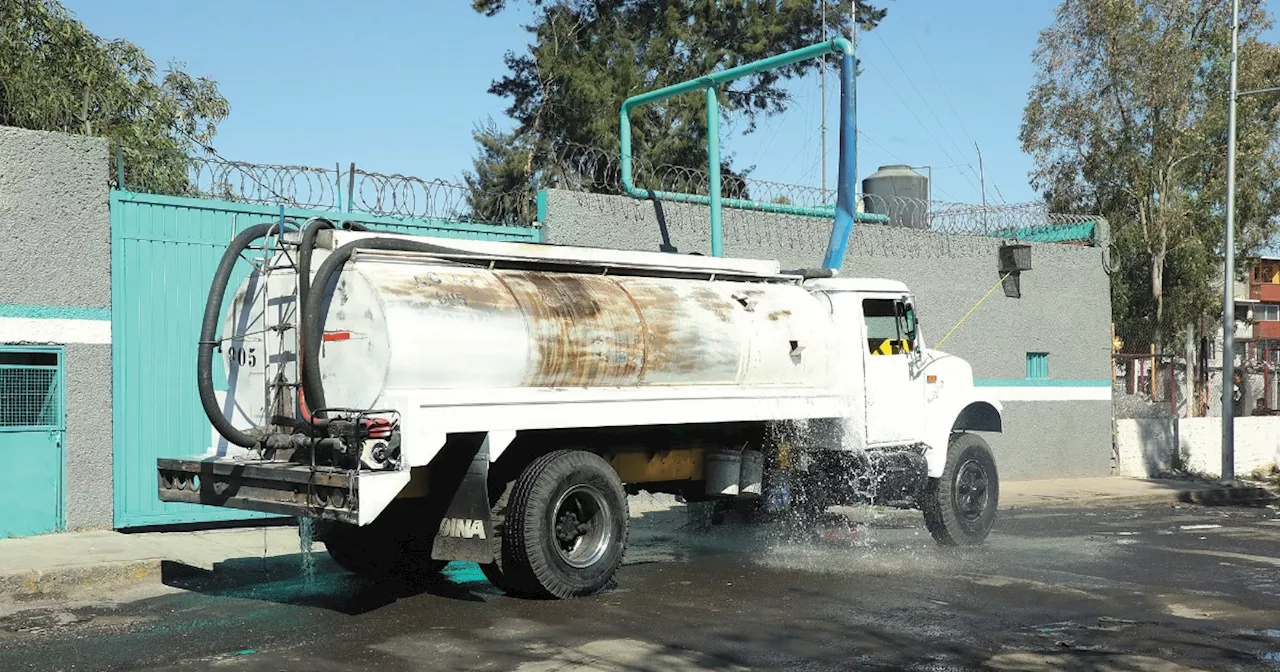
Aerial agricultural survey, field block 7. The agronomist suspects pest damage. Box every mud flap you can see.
[429,434,494,563]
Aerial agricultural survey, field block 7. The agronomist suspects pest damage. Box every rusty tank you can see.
[221,230,837,429]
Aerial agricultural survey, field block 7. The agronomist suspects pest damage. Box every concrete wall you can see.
[0,127,111,308]
[0,126,112,531]
[1116,417,1280,478]
[1114,418,1179,478]
[542,190,1113,480]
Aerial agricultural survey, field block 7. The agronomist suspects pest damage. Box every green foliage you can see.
[0,0,229,194]
[1021,0,1280,348]
[467,0,884,213]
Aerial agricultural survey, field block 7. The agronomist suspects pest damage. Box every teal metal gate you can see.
[111,190,542,527]
[0,347,65,538]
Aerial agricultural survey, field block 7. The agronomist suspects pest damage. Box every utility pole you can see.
[1221,0,1240,482]
[1219,0,1280,479]
[821,0,828,201]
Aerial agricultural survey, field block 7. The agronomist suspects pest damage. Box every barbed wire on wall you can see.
[111,140,1103,242]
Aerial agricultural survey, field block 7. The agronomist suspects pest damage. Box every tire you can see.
[318,502,448,578]
[498,450,629,599]
[923,433,999,546]
[480,481,521,594]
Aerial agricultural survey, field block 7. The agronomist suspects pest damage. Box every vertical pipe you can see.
[1222,0,1240,480]
[620,107,634,196]
[706,86,723,257]
[822,51,857,270]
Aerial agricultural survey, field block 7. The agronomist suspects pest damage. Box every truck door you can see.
[862,296,926,446]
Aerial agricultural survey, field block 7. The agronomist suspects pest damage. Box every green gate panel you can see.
[0,348,65,538]
[110,191,541,528]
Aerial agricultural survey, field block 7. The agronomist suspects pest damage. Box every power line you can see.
[906,30,1010,204]
[863,62,982,197]
[856,130,961,201]
[872,31,985,193]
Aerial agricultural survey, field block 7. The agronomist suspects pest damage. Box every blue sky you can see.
[62,1,1275,208]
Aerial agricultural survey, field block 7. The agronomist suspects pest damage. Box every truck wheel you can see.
[498,450,629,599]
[318,503,447,578]
[922,433,999,546]
[480,481,520,594]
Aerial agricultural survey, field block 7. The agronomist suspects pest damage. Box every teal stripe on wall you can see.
[974,379,1111,388]
[0,305,111,320]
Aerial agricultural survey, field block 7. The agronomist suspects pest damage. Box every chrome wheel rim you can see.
[551,484,612,569]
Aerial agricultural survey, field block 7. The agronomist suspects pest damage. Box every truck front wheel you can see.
[497,450,629,599]
[923,433,999,546]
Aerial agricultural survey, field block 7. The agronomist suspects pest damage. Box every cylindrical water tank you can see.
[861,164,929,229]
[221,250,838,426]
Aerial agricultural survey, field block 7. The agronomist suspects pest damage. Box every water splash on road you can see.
[297,517,317,585]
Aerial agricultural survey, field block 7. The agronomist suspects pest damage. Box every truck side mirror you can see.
[903,303,917,341]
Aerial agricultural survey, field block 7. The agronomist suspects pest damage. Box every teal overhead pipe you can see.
[619,38,889,259]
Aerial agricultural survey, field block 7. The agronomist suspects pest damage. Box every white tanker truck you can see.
[157,221,1004,599]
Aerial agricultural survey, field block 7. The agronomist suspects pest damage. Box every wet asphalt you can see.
[1,502,1278,672]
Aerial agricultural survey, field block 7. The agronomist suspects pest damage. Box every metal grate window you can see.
[0,364,60,429]
[1025,352,1049,380]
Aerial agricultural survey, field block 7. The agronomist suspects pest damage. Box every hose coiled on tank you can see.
[300,236,461,418]
[198,221,297,448]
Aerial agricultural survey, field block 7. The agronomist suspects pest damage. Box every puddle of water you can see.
[1242,628,1280,639]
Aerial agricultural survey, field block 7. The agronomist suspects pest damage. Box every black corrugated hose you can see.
[198,221,297,448]
[300,236,458,417]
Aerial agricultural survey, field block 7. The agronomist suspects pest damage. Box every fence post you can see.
[1150,344,1157,400]
[347,162,356,214]
[335,162,343,212]
[1185,324,1195,417]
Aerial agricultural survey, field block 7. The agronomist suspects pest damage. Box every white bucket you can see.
[738,450,764,497]
[705,449,742,497]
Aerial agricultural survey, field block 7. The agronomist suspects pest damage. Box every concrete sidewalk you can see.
[0,477,1273,601]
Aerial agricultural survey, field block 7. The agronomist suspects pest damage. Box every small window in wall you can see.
[0,348,62,429]
[1026,352,1049,380]
[1256,304,1280,322]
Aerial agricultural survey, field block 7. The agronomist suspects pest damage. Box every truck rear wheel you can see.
[497,450,629,599]
[317,502,447,578]
[923,433,999,546]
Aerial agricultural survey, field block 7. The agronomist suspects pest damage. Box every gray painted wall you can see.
[64,344,113,529]
[542,189,1114,479]
[0,127,110,308]
[0,126,112,531]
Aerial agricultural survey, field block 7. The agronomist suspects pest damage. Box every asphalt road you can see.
[1,502,1278,672]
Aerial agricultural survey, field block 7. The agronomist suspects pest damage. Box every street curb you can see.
[0,559,163,598]
[1176,484,1278,506]
[1002,484,1279,511]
